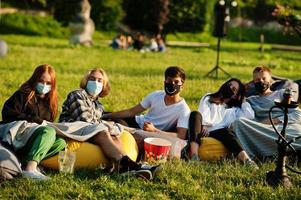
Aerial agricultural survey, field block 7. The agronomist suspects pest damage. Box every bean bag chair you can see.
[0,143,22,181]
[198,137,229,161]
[41,131,138,169]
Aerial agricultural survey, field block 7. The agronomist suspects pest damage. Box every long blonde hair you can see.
[80,68,111,97]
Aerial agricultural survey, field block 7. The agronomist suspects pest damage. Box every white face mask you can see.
[36,82,51,95]
[86,80,103,97]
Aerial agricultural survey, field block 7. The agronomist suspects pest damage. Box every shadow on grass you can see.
[9,41,71,49]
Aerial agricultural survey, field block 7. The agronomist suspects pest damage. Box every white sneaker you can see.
[141,164,163,178]
[23,170,51,181]
[244,159,259,170]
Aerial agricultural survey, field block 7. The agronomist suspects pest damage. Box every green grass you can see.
[0,34,301,199]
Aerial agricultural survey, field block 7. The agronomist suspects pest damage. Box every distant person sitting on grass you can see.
[59,68,161,180]
[133,32,145,52]
[156,34,166,52]
[103,66,199,160]
[111,34,127,49]
[149,38,158,52]
[0,64,66,181]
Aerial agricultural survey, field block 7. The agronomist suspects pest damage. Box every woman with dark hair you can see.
[189,78,257,164]
[1,64,66,180]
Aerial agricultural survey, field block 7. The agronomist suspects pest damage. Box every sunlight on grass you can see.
[0,34,301,199]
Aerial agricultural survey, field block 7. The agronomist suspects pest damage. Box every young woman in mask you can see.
[1,64,66,180]
[232,66,301,161]
[188,78,257,163]
[59,68,159,180]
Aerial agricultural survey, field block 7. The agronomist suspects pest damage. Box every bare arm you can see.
[103,104,146,119]
[143,121,187,138]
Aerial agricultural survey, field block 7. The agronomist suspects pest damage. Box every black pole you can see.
[265,89,300,188]
[216,37,221,67]
[204,37,231,79]
[266,106,292,188]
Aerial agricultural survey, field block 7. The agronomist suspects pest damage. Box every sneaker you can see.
[244,159,259,170]
[120,167,153,181]
[133,169,153,181]
[190,154,200,161]
[141,164,163,178]
[23,170,51,181]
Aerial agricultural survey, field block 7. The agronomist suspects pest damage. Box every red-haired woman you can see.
[1,64,66,180]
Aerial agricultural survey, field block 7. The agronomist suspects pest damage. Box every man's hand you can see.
[143,121,157,132]
[200,126,210,137]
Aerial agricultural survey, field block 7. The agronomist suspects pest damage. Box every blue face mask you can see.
[86,80,103,97]
[36,82,51,95]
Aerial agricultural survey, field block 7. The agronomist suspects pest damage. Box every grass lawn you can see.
[0,34,301,199]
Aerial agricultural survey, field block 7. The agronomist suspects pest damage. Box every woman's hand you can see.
[200,126,210,137]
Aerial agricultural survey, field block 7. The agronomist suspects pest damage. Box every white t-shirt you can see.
[198,93,255,132]
[135,90,191,130]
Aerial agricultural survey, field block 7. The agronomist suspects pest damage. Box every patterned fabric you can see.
[59,89,104,124]
[232,90,301,160]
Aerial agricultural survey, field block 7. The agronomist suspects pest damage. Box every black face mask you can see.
[226,98,242,108]
[221,85,234,99]
[254,81,269,94]
[164,82,181,96]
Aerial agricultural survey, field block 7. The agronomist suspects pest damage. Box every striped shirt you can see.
[59,89,104,124]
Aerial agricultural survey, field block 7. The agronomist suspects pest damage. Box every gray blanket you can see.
[0,120,124,151]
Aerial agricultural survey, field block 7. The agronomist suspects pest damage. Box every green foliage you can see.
[0,13,69,38]
[122,0,169,34]
[166,32,215,43]
[166,0,215,33]
[235,0,301,24]
[90,0,123,31]
[228,26,301,45]
[52,0,80,26]
[1,0,47,9]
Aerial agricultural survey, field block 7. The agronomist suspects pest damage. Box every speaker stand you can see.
[205,37,231,79]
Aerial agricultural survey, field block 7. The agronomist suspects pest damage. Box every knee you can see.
[189,111,202,122]
[36,126,56,141]
[96,130,111,140]
[56,137,67,149]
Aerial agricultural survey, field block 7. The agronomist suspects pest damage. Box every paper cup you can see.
[144,138,171,161]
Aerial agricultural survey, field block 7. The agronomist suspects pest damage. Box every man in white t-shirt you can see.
[103,66,197,158]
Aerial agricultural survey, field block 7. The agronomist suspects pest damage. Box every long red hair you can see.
[19,64,58,120]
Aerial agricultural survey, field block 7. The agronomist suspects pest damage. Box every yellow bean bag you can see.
[41,131,138,169]
[198,137,230,161]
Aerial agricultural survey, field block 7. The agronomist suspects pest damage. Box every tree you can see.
[89,0,123,31]
[272,4,301,37]
[122,0,169,35]
[165,0,214,33]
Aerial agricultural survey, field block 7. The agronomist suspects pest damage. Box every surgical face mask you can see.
[86,80,103,97]
[254,81,270,94]
[164,82,181,96]
[36,82,51,95]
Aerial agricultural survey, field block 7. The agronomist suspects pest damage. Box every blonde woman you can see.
[59,68,160,180]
